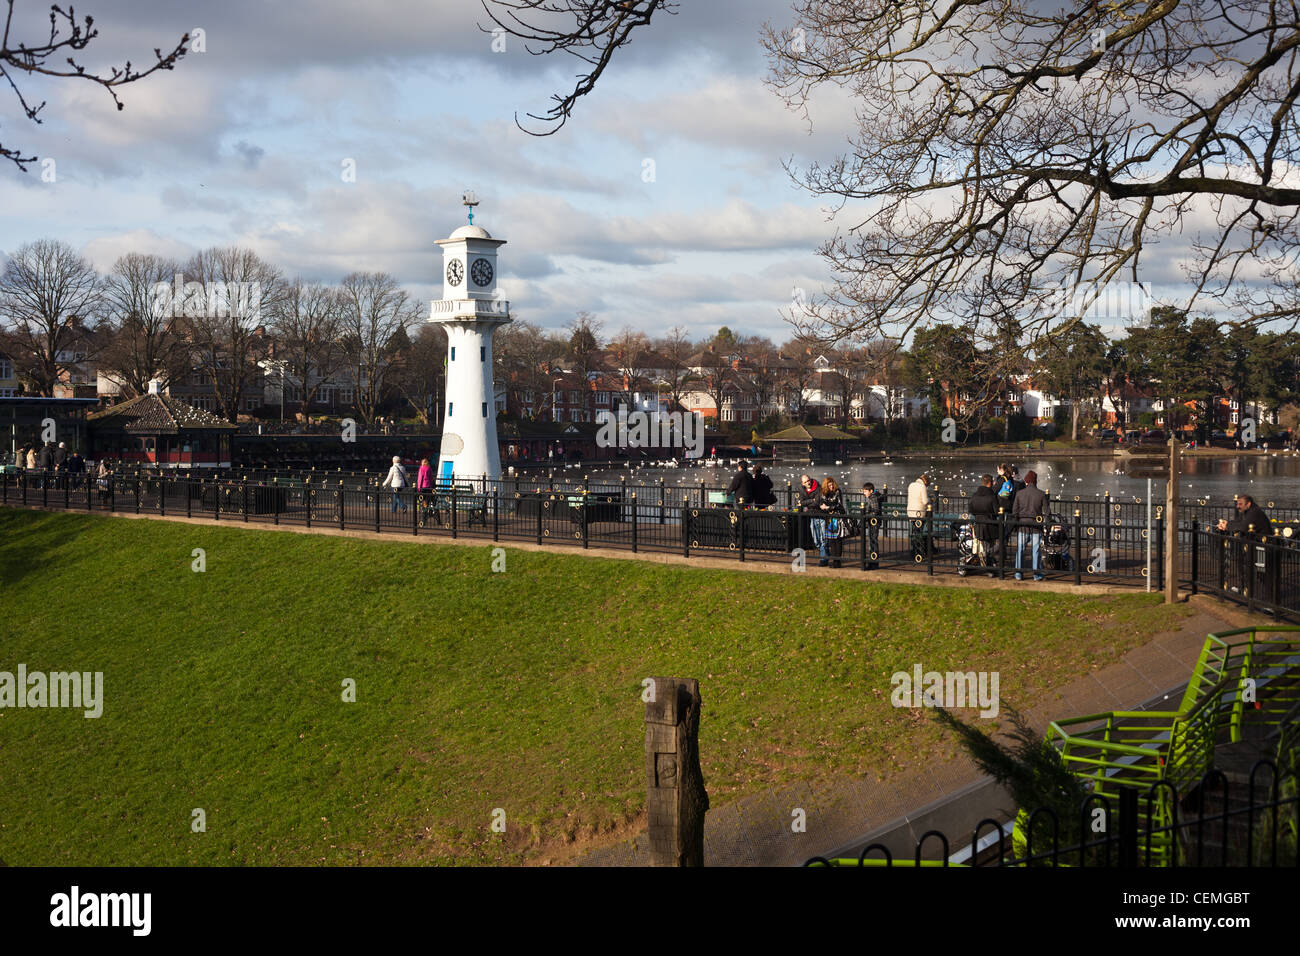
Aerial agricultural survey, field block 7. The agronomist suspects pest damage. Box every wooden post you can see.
[1165,438,1180,604]
[644,677,709,866]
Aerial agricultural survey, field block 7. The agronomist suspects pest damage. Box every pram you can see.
[955,520,994,576]
[1042,513,1074,571]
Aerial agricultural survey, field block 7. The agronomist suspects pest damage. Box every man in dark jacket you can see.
[969,474,999,576]
[725,461,754,505]
[751,464,776,508]
[1218,495,1272,537]
[1011,469,1049,581]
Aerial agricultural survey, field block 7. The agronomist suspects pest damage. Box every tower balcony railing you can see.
[429,298,511,320]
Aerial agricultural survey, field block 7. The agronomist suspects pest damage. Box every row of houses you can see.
[504,347,1274,433]
[0,335,1276,434]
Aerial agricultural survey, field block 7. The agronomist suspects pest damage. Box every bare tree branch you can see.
[479,0,675,134]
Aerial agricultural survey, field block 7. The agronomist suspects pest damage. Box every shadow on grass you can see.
[0,508,93,591]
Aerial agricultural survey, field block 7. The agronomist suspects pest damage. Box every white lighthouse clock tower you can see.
[430,192,511,485]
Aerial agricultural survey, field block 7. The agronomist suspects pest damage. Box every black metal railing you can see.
[804,766,1299,867]
[1188,523,1300,621]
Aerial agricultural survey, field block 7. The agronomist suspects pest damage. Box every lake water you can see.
[577,454,1300,505]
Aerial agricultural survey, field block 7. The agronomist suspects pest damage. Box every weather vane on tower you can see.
[462,189,479,225]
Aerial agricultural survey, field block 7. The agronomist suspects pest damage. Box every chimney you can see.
[148,379,162,396]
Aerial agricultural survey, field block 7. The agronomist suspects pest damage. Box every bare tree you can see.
[653,325,696,407]
[390,322,446,425]
[565,310,605,382]
[609,325,651,396]
[339,271,419,425]
[182,246,282,422]
[0,238,101,395]
[760,1,1300,343]
[1,2,190,169]
[270,280,346,413]
[495,318,565,417]
[98,252,186,396]
[479,0,676,134]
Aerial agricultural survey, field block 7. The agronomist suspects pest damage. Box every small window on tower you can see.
[481,402,488,417]
[449,403,454,417]
[480,346,485,362]
[451,347,456,361]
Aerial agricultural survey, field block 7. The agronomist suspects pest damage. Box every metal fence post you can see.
[135,477,141,514]
[43,474,48,508]
[582,491,590,549]
[682,496,690,558]
[926,505,934,576]
[1118,786,1138,868]
[1156,514,1165,591]
[338,486,345,531]
[1190,519,1199,594]
[241,480,248,522]
[451,485,458,539]
[64,473,70,509]
[304,484,311,529]
[631,494,638,553]
[1074,510,1082,585]
[374,482,381,533]
[159,475,166,516]
[493,488,500,542]
[738,504,746,562]
[536,493,544,545]
[860,503,867,571]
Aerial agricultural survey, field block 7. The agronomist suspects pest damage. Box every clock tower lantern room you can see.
[429,192,512,484]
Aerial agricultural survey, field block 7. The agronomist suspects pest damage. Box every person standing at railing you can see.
[36,440,53,489]
[1217,494,1271,537]
[1012,470,1049,581]
[381,455,409,513]
[95,457,112,506]
[969,474,999,577]
[799,474,827,566]
[861,481,882,570]
[751,464,776,509]
[819,477,847,568]
[907,472,931,560]
[67,450,85,490]
[725,461,753,506]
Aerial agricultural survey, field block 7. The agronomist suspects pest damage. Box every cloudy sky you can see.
[0,0,872,343]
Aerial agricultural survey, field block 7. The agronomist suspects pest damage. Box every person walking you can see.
[907,472,931,559]
[969,474,999,577]
[799,473,827,566]
[725,460,754,506]
[751,464,776,509]
[819,476,847,568]
[1012,469,1049,580]
[25,445,37,474]
[382,455,409,513]
[861,481,882,570]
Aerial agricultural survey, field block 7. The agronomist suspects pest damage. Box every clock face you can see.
[445,259,464,287]
[470,258,494,287]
